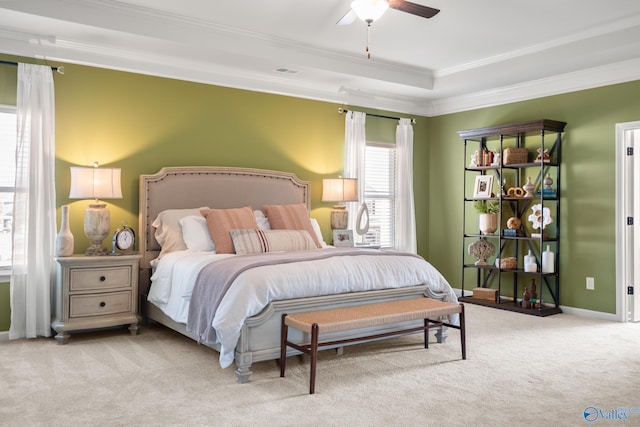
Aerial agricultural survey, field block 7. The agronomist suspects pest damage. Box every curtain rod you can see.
[338,107,416,124]
[0,60,65,74]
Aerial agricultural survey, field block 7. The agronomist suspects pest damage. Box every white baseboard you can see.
[558,305,618,322]
[0,331,9,341]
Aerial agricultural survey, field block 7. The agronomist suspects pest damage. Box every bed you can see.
[138,166,458,383]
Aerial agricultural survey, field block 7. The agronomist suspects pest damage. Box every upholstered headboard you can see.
[138,166,310,270]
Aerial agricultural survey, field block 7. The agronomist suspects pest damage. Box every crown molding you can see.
[430,57,640,116]
[1,26,639,117]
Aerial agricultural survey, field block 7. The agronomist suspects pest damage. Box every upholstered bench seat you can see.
[280,297,466,394]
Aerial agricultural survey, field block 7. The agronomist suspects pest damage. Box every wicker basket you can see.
[503,147,529,165]
[495,257,518,269]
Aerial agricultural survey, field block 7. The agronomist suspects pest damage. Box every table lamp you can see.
[322,177,358,230]
[69,162,122,255]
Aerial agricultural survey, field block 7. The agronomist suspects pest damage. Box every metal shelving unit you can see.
[458,119,566,316]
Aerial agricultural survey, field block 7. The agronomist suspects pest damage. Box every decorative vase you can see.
[542,245,555,273]
[55,205,74,257]
[522,287,531,309]
[524,249,537,272]
[478,213,497,235]
[523,176,535,198]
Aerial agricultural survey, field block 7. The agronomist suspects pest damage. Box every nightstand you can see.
[52,254,141,344]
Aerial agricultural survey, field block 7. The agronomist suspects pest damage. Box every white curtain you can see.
[395,118,416,253]
[9,63,57,339]
[343,111,366,234]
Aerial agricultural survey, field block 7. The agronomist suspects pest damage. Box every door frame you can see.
[615,120,640,322]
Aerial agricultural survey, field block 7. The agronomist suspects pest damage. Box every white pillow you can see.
[152,207,209,257]
[309,218,327,248]
[179,215,215,252]
[253,209,271,230]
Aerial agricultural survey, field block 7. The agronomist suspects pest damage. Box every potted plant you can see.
[473,200,499,235]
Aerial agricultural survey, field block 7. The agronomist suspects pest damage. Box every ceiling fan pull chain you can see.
[366,22,371,59]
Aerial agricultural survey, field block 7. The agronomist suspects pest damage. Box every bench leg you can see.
[280,314,288,378]
[459,304,466,360]
[310,323,319,394]
[424,318,429,349]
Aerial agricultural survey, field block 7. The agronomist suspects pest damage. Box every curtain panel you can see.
[343,111,366,234]
[395,118,417,254]
[9,63,57,339]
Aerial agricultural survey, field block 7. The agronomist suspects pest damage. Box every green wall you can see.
[1,53,638,331]
[0,56,429,331]
[427,82,640,314]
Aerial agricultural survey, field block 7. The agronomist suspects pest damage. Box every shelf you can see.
[463,264,558,276]
[459,296,562,317]
[457,119,566,140]
[500,236,558,242]
[463,233,558,242]
[501,196,558,201]
[466,162,558,171]
[459,119,565,317]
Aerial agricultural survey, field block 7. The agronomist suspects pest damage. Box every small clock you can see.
[111,225,135,254]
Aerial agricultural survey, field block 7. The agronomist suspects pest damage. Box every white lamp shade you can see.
[69,167,122,200]
[351,0,389,22]
[322,178,358,203]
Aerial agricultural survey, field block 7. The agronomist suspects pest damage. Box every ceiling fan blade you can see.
[388,0,440,19]
[336,9,357,25]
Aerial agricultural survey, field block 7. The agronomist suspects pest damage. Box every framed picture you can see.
[333,229,354,247]
[473,175,494,198]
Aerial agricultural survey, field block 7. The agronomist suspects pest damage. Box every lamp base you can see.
[84,203,110,256]
[330,206,349,230]
[85,243,108,256]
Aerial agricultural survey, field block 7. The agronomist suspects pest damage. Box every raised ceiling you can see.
[1,0,640,116]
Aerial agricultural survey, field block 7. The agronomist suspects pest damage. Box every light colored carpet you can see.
[1,304,639,427]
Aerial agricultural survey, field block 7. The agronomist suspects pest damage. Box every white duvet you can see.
[148,248,458,368]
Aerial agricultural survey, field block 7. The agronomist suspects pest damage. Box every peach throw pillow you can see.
[200,206,259,254]
[262,204,321,248]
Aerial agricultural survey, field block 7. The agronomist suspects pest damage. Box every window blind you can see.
[0,109,16,267]
[363,143,396,248]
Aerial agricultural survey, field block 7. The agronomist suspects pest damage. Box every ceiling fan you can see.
[337,0,440,26]
[337,0,440,58]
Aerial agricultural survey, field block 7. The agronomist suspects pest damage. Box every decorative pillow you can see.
[230,229,317,255]
[179,215,215,252]
[200,206,259,254]
[152,207,209,257]
[309,218,327,248]
[253,209,271,230]
[262,204,322,248]
[256,217,271,230]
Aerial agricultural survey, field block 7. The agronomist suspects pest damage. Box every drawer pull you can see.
[99,276,106,282]
[99,302,106,308]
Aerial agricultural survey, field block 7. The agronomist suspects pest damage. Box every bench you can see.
[280,297,466,394]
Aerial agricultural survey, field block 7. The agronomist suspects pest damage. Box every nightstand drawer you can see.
[70,266,132,291]
[69,291,132,317]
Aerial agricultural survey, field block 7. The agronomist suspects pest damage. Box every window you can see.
[361,142,396,248]
[0,106,16,270]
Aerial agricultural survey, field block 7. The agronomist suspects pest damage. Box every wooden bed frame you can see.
[138,166,449,383]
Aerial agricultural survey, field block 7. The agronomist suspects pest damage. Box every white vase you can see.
[524,250,537,272]
[55,205,74,257]
[478,213,497,235]
[542,245,555,273]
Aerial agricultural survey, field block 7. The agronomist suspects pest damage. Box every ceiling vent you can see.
[275,68,300,74]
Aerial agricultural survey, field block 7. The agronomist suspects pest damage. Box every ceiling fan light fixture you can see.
[350,0,389,24]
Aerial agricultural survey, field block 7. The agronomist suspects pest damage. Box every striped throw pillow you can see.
[230,229,318,255]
